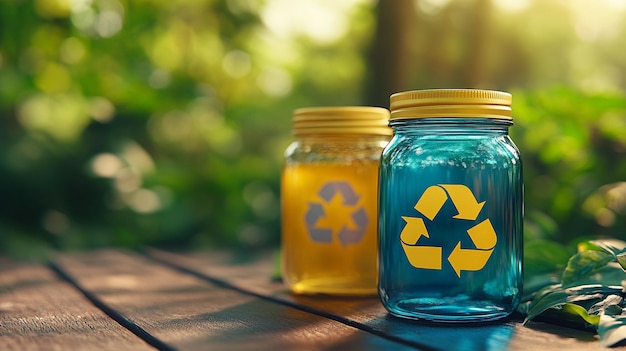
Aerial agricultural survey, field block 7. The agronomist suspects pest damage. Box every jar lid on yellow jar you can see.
[293,106,392,136]
[390,89,512,121]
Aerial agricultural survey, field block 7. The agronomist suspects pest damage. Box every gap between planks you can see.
[49,250,431,351]
[142,249,443,351]
[48,261,176,351]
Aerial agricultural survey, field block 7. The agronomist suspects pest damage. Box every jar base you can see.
[288,277,377,296]
[385,297,513,323]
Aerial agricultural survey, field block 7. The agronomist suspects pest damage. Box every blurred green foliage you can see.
[0,0,377,258]
[0,0,624,258]
[512,88,626,276]
[513,89,626,241]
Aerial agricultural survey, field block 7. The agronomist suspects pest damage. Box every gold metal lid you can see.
[390,89,512,120]
[292,106,392,136]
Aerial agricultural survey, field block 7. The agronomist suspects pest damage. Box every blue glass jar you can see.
[378,89,523,322]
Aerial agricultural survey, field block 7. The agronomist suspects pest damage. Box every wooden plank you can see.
[52,249,424,350]
[147,249,617,351]
[0,258,152,351]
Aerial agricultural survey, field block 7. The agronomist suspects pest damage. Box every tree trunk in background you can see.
[464,0,491,88]
[365,0,417,108]
[365,0,494,105]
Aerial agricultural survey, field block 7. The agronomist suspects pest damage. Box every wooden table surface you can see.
[0,249,621,351]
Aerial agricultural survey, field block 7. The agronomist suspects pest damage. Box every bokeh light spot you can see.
[260,0,358,43]
[18,93,91,142]
[595,208,616,227]
[36,63,72,93]
[128,189,161,214]
[60,37,86,64]
[257,66,292,97]
[91,153,123,178]
[42,210,71,235]
[36,0,71,18]
[89,96,115,123]
[96,10,123,37]
[222,50,252,78]
[115,168,142,193]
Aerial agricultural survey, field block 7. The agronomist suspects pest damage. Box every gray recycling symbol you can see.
[305,181,368,246]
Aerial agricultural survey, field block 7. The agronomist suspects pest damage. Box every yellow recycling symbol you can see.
[400,184,497,278]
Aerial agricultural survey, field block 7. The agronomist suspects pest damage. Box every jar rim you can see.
[390,89,513,121]
[292,106,392,136]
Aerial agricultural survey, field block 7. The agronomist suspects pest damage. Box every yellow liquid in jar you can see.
[281,160,379,295]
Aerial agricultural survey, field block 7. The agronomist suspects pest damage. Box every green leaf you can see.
[561,303,600,326]
[578,239,626,257]
[523,284,622,324]
[563,262,626,288]
[561,250,614,287]
[616,252,626,272]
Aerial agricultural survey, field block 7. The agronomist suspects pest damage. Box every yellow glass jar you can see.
[281,106,391,295]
